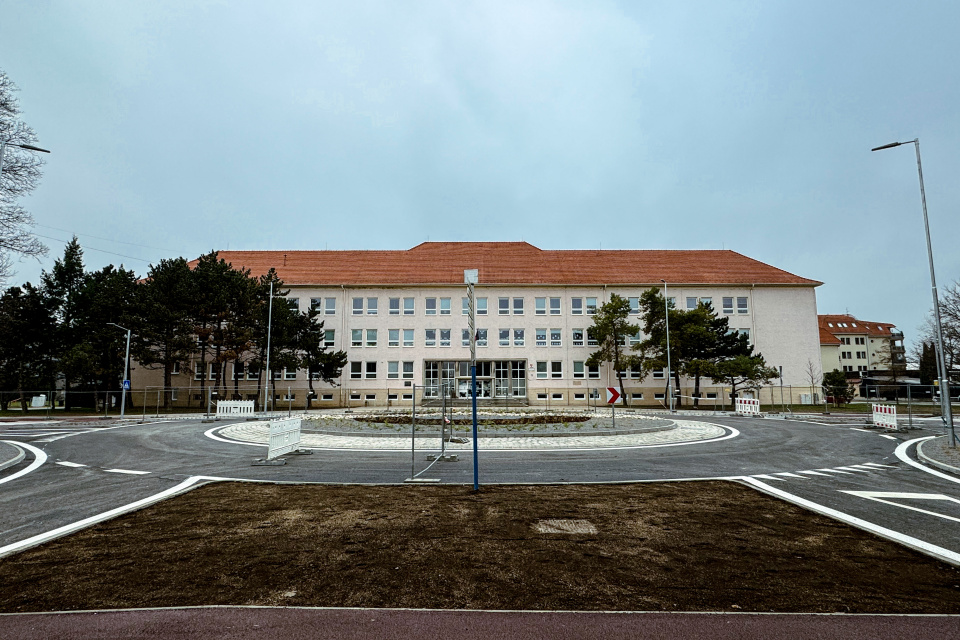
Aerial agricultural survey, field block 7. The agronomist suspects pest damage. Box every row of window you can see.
[300,295,752,316]
[347,360,670,381]
[840,337,866,345]
[840,351,868,360]
[842,365,869,372]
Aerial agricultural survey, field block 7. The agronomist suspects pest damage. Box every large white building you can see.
[135,242,824,408]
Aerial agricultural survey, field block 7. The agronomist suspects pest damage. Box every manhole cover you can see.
[533,519,598,534]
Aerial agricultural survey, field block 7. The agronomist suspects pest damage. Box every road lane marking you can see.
[797,470,832,476]
[895,437,960,485]
[815,468,853,475]
[750,474,785,481]
[740,477,960,567]
[880,434,898,440]
[103,468,150,475]
[773,472,806,478]
[833,466,872,473]
[0,441,46,485]
[55,461,87,468]
[841,491,960,525]
[860,462,897,468]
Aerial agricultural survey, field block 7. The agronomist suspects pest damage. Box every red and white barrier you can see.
[735,398,761,416]
[216,400,255,417]
[872,403,897,429]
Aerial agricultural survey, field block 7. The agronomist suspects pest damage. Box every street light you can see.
[107,323,132,419]
[872,139,954,445]
[0,141,51,176]
[661,279,674,413]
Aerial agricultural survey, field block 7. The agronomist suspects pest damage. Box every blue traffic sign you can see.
[122,380,131,390]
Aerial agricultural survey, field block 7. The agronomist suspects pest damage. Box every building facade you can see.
[133,242,824,408]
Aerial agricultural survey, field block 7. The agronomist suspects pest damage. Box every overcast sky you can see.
[2,1,959,354]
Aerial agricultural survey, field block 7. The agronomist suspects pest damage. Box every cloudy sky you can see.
[2,1,959,352]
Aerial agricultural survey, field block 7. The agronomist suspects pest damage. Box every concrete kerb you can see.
[917,437,960,477]
[0,441,25,472]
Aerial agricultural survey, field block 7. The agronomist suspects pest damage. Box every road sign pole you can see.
[612,401,615,429]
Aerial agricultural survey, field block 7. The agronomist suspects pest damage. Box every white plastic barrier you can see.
[872,403,897,429]
[216,400,255,417]
[267,417,302,460]
[735,398,761,416]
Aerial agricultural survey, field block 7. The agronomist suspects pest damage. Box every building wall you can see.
[133,281,822,408]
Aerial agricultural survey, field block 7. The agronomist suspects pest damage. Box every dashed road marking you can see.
[751,474,785,481]
[880,434,899,440]
[103,468,150,475]
[773,472,807,479]
[797,470,831,476]
[834,466,873,474]
[55,461,86,468]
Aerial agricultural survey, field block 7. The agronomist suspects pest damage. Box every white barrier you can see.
[267,417,302,460]
[872,403,897,429]
[735,398,761,416]
[216,400,255,417]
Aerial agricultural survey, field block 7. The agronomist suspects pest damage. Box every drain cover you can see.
[534,519,598,534]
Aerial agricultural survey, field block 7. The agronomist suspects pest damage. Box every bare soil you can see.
[1,481,959,613]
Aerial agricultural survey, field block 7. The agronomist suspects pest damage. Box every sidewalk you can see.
[0,441,24,471]
[918,434,960,475]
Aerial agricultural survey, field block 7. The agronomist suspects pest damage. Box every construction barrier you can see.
[872,403,898,429]
[735,398,761,416]
[267,417,302,460]
[216,400,255,417]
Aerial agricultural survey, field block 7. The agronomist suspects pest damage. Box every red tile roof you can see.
[818,314,897,337]
[201,242,821,287]
[819,327,843,345]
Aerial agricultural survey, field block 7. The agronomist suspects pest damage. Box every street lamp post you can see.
[262,280,274,415]
[0,141,51,176]
[107,323,132,419]
[872,139,954,445]
[661,280,674,413]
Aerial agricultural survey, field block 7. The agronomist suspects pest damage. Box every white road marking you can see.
[880,434,898,440]
[895,437,960,485]
[773,472,806,478]
[741,477,960,566]
[841,491,960,525]
[860,462,897,468]
[55,461,87,468]
[833,466,872,474]
[815,468,854,475]
[750,474,785,481]
[797,470,832,476]
[851,428,876,432]
[0,441,46,485]
[849,464,881,470]
[103,468,150,475]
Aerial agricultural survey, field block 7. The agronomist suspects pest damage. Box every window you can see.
[535,297,546,315]
[324,330,335,348]
[310,297,323,312]
[572,328,584,347]
[353,297,364,315]
[286,297,299,311]
[841,337,851,345]
[700,297,712,308]
[571,298,583,315]
[350,392,361,400]
[628,331,640,347]
[462,329,471,347]
[403,297,415,315]
[737,297,748,314]
[476,329,488,347]
[513,297,524,314]
[499,329,510,346]
[550,328,562,347]
[285,367,297,380]
[575,393,585,400]
[362,297,375,315]
[655,393,665,400]
[233,362,245,380]
[462,297,470,315]
[365,393,376,400]
[843,365,853,372]
[365,362,377,379]
[855,337,865,345]
[586,297,598,315]
[653,368,665,379]
[351,329,362,347]
[425,329,436,347]
[687,297,698,310]
[536,361,548,379]
[425,297,437,315]
[514,328,525,347]
[170,389,179,401]
[366,329,377,347]
[403,329,414,347]
[350,362,362,379]
[629,297,639,315]
[552,393,563,400]
[667,297,675,308]
[389,298,400,315]
[841,351,851,359]
[706,392,717,399]
[246,365,260,380]
[475,297,487,315]
[588,364,600,379]
[388,329,400,347]
[402,361,414,379]
[440,298,451,315]
[324,297,336,315]
[587,328,598,347]
[172,361,180,375]
[439,329,451,347]
[856,351,866,359]
[536,328,547,347]
[573,361,585,378]
[388,361,399,379]
[631,393,643,400]
[550,297,561,315]
[723,297,733,314]
[499,297,510,315]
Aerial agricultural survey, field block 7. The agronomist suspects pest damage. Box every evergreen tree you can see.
[823,369,853,407]
[585,293,641,406]
[0,284,56,411]
[41,238,87,409]
[919,341,937,387]
[711,354,780,406]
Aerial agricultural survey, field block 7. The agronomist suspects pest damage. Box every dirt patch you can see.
[1,481,959,613]
[355,414,592,426]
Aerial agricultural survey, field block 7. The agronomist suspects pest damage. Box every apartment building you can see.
[134,242,823,407]
[818,314,904,375]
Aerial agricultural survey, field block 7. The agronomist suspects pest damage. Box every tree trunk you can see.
[673,370,683,408]
[693,374,701,408]
[617,373,627,407]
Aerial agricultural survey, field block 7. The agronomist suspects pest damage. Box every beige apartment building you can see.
[818,314,904,375]
[132,242,824,408]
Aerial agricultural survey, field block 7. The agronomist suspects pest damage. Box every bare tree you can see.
[0,70,47,285]
[804,358,822,404]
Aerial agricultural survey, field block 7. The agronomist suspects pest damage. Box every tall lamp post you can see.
[108,323,132,419]
[872,139,954,445]
[661,280,674,413]
[0,141,50,176]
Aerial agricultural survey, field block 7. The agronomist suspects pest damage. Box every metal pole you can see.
[779,366,785,414]
[661,280,673,413]
[411,383,416,479]
[288,386,292,417]
[908,383,913,430]
[466,269,479,491]
[263,280,274,415]
[120,329,131,419]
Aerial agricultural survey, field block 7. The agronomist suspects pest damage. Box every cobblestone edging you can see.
[917,436,960,476]
[219,419,729,450]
